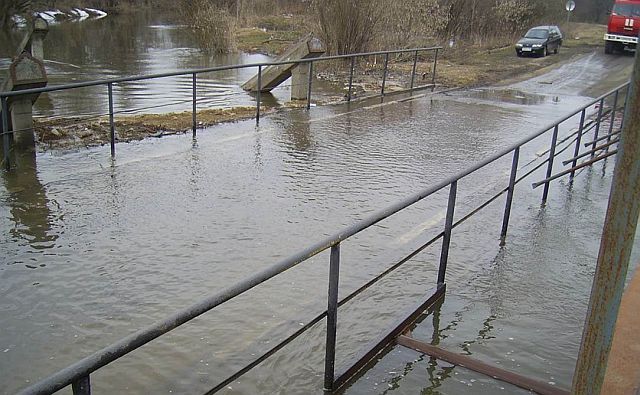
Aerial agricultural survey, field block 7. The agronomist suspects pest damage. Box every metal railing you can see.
[1,46,441,170]
[14,80,630,395]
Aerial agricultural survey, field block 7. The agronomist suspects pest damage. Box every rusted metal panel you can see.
[572,44,640,395]
[397,335,569,395]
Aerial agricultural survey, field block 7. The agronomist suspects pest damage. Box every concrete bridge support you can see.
[1,17,48,167]
[242,35,324,101]
[291,63,310,100]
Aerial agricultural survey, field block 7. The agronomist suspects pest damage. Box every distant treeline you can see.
[316,0,615,54]
[3,0,615,54]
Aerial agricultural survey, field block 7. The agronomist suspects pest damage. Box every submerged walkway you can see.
[342,150,640,394]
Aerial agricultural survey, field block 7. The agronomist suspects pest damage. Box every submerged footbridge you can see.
[2,34,639,395]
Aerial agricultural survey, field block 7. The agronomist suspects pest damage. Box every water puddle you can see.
[466,88,548,105]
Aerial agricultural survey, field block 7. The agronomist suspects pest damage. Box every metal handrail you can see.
[14,78,629,394]
[1,46,442,170]
[0,46,442,98]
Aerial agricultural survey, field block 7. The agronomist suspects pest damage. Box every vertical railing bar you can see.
[307,61,313,110]
[381,53,389,96]
[542,125,559,203]
[71,375,91,395]
[500,147,520,246]
[431,48,439,92]
[571,109,587,181]
[324,243,340,392]
[410,50,418,91]
[591,98,604,158]
[2,97,10,171]
[108,83,115,157]
[347,56,355,102]
[606,90,619,152]
[256,65,262,125]
[192,73,197,138]
[437,181,457,285]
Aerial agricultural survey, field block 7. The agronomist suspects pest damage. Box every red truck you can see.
[604,0,640,54]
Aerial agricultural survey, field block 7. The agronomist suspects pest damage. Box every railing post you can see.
[606,90,619,152]
[108,83,115,157]
[438,181,457,285]
[2,97,10,171]
[571,109,587,181]
[72,375,91,395]
[192,73,197,138]
[591,98,605,158]
[256,65,262,125]
[500,147,520,246]
[410,50,418,91]
[431,48,439,92]
[381,53,389,96]
[572,52,640,395]
[347,56,355,102]
[324,243,340,392]
[307,61,313,110]
[542,125,559,203]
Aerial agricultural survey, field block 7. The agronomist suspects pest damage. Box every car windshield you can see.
[525,29,549,39]
[612,3,640,17]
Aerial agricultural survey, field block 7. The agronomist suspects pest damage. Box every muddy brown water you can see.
[1,13,639,395]
[0,10,338,120]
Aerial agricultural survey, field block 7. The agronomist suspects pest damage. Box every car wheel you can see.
[516,51,523,57]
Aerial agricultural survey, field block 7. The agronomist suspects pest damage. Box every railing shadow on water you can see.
[10,76,630,394]
[1,46,442,172]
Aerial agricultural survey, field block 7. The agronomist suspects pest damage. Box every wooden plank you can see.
[397,335,569,395]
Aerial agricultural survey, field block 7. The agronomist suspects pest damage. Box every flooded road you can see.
[1,51,638,395]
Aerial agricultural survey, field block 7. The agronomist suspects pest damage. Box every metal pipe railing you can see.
[0,47,443,99]
[14,79,630,395]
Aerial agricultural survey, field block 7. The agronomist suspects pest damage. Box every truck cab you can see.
[604,0,640,54]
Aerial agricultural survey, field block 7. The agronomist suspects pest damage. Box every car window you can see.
[525,29,549,39]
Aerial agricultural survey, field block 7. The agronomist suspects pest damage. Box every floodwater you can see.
[1,14,639,395]
[0,10,337,119]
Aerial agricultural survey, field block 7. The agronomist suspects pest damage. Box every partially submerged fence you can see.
[1,46,441,171]
[13,74,630,394]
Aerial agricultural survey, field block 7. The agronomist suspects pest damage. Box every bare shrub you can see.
[314,0,384,55]
[178,0,236,53]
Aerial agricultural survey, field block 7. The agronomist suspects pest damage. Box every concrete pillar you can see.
[10,100,35,150]
[30,18,49,61]
[291,63,309,100]
[5,52,47,153]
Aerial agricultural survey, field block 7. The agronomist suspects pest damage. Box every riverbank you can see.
[30,22,606,151]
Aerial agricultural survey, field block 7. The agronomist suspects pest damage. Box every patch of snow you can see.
[85,8,108,19]
[71,8,90,21]
[36,12,57,23]
[11,15,27,27]
[32,10,66,25]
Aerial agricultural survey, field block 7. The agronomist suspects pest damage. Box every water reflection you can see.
[2,151,57,252]
[278,108,314,155]
[0,10,277,118]
[466,89,548,106]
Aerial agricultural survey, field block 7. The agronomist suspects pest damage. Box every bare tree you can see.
[1,0,31,31]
